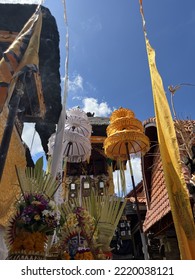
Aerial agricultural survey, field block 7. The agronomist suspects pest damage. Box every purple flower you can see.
[15,193,59,235]
[22,205,34,215]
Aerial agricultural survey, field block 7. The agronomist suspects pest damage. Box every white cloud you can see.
[22,123,43,156]
[126,156,143,189]
[113,156,142,196]
[81,16,102,32]
[82,97,112,117]
[72,95,83,101]
[85,81,97,93]
[60,74,84,103]
[68,74,83,93]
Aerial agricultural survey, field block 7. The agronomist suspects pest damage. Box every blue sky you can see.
[6,0,195,192]
[4,1,195,121]
[43,0,195,122]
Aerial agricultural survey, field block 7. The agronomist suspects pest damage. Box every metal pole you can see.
[0,80,24,182]
[125,142,149,260]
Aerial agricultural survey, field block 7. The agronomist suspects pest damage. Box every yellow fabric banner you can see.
[0,6,43,225]
[0,6,43,113]
[139,0,195,259]
[0,107,26,226]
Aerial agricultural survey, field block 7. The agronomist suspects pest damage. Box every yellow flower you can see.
[34,214,41,221]
[74,251,94,260]
[10,230,47,253]
[63,252,70,260]
[32,201,41,205]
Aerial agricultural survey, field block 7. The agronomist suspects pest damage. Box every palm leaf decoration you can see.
[59,192,127,252]
[94,195,126,250]
[15,157,59,199]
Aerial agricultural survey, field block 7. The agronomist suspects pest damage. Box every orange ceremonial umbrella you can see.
[104,107,150,160]
[104,107,150,259]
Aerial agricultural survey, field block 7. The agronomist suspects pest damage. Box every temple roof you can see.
[88,116,110,137]
[126,180,146,204]
[142,118,195,232]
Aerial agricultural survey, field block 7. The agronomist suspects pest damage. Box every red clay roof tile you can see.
[142,119,194,232]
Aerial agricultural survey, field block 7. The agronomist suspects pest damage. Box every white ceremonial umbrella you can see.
[65,115,92,138]
[48,130,91,163]
[47,107,92,206]
[66,107,89,121]
[62,130,91,163]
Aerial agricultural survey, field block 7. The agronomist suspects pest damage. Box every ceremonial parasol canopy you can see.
[104,107,150,260]
[62,130,91,163]
[48,108,92,163]
[66,107,89,121]
[65,111,92,138]
[104,107,150,160]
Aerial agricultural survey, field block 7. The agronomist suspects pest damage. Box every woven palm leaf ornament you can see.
[5,157,61,259]
[59,204,97,259]
[59,192,126,259]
